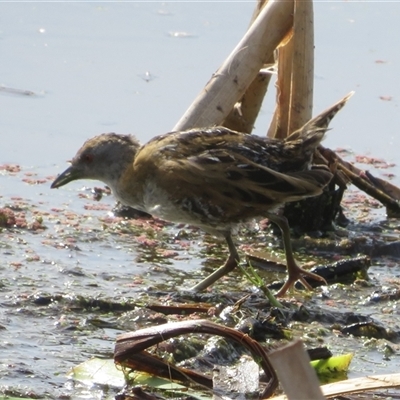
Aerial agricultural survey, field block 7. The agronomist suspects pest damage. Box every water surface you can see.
[1,2,400,398]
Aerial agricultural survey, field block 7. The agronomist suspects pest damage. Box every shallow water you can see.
[1,1,400,398]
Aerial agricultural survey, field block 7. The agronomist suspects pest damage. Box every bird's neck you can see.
[111,163,147,212]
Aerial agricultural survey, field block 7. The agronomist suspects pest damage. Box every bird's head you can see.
[51,133,141,189]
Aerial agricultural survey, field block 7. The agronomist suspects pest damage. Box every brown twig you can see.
[114,319,278,398]
[320,146,400,216]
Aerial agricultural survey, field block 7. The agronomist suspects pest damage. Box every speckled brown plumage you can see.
[51,93,352,295]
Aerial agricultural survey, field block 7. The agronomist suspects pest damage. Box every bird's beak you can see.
[51,165,81,189]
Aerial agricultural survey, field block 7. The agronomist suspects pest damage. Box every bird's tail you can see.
[285,91,354,149]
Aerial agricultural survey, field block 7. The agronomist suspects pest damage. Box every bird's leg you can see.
[190,234,239,292]
[266,213,327,297]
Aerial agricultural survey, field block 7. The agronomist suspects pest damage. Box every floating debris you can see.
[0,85,38,97]
[168,31,197,38]
[138,71,156,82]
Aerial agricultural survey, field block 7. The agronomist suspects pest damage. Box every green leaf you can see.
[67,357,125,387]
[310,353,353,375]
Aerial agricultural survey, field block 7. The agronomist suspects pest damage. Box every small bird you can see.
[51,94,352,296]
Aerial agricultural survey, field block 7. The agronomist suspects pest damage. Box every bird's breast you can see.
[141,180,199,223]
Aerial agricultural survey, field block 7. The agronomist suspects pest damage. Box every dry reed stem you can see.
[172,0,293,132]
[222,0,274,133]
[268,0,314,138]
[271,373,400,399]
[289,0,315,134]
[268,34,294,139]
[222,68,273,133]
[268,339,325,400]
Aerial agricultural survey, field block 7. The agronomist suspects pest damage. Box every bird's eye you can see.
[81,154,94,163]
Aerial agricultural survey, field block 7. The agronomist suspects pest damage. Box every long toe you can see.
[276,264,327,297]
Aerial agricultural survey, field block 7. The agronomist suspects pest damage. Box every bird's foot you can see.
[275,264,327,297]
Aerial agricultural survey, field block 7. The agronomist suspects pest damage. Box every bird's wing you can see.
[187,149,332,202]
[157,148,332,222]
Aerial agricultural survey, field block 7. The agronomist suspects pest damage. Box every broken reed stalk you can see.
[249,0,269,23]
[222,67,273,133]
[268,0,314,139]
[271,372,400,399]
[268,36,294,138]
[320,146,400,216]
[223,0,274,133]
[289,0,315,134]
[268,339,325,400]
[172,0,294,131]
